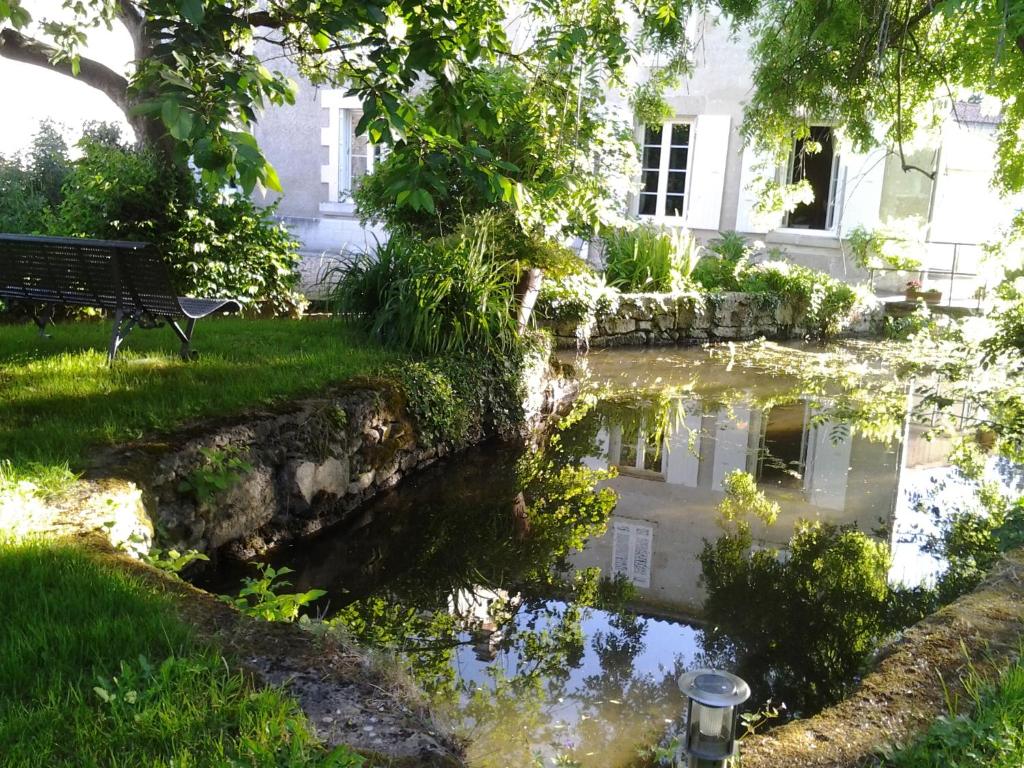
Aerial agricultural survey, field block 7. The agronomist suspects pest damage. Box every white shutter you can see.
[611,522,632,578]
[685,114,731,231]
[735,145,783,233]
[611,520,654,588]
[837,146,886,236]
[630,524,653,588]
[803,419,853,512]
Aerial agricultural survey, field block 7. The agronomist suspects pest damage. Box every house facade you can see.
[254,11,1019,295]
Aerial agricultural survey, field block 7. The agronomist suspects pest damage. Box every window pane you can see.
[669,147,688,171]
[351,155,368,188]
[642,146,661,169]
[666,171,687,194]
[643,435,663,473]
[644,126,662,145]
[665,194,685,217]
[639,193,658,216]
[642,170,660,193]
[671,123,690,145]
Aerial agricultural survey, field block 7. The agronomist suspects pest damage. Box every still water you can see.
[205,341,1009,768]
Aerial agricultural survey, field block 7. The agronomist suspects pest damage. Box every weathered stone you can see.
[601,316,636,335]
[652,313,675,331]
[348,470,375,494]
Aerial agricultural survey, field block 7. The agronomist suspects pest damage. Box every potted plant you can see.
[905,280,942,304]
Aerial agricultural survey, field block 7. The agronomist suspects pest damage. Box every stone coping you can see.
[738,549,1024,767]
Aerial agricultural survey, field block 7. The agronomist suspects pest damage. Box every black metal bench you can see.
[0,233,240,361]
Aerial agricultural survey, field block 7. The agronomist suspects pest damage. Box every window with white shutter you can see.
[611,520,654,588]
[638,122,693,219]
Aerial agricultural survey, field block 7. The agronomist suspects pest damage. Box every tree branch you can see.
[1017,35,1024,57]
[0,28,129,108]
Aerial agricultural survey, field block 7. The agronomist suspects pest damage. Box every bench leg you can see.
[30,304,55,338]
[107,310,140,364]
[165,317,198,361]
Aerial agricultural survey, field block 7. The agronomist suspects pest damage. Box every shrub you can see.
[0,121,70,234]
[739,260,860,336]
[700,472,930,715]
[52,139,304,315]
[691,230,750,291]
[535,269,620,325]
[706,230,751,261]
[602,223,699,292]
[329,213,519,357]
[387,352,526,443]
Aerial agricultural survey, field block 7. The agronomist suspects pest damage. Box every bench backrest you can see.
[0,234,182,316]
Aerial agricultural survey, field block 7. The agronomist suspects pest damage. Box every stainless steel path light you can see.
[677,669,750,767]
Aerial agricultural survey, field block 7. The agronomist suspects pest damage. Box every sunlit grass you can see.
[0,317,403,487]
[880,652,1024,767]
[0,537,358,767]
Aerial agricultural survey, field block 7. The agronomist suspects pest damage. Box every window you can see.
[612,422,665,478]
[611,520,653,588]
[338,109,386,201]
[785,125,840,230]
[638,122,692,218]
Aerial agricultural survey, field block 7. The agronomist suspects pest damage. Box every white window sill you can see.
[638,214,690,226]
[319,201,358,217]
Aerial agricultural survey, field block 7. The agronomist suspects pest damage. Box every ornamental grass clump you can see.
[602,223,699,292]
[328,213,519,358]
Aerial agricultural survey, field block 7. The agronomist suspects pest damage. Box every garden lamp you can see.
[677,669,750,767]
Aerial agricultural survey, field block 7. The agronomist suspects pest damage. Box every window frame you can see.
[637,119,695,222]
[781,125,842,233]
[337,108,382,203]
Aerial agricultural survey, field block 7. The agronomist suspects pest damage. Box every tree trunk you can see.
[515,268,543,333]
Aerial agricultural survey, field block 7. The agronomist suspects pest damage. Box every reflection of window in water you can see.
[614,423,665,478]
[611,520,653,588]
[758,404,807,490]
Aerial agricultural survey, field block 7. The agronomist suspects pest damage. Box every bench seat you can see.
[0,233,241,361]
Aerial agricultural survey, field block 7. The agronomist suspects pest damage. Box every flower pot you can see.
[905,289,942,304]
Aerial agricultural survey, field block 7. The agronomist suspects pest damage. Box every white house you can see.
[253,11,1021,295]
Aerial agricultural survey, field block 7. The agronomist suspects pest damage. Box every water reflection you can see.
[202,342,1002,768]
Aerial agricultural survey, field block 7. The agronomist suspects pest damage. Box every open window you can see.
[785,126,840,230]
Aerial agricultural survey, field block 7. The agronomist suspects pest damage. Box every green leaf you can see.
[312,31,331,51]
[262,162,282,193]
[170,107,195,141]
[161,99,181,132]
[179,0,204,25]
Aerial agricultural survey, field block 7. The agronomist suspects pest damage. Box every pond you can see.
[201,340,1014,768]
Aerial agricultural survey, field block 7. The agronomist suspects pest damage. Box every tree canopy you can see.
[4,1,1023,231]
[733,0,1024,201]
[0,0,691,199]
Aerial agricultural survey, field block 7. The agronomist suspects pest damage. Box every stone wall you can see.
[88,350,577,559]
[739,548,1024,768]
[545,291,884,349]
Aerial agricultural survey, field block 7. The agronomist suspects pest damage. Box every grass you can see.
[880,652,1024,767]
[0,317,403,490]
[0,537,363,767]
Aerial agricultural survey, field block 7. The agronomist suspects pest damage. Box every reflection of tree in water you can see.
[570,610,686,766]
[698,517,933,719]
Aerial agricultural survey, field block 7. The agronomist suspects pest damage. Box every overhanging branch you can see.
[0,28,129,108]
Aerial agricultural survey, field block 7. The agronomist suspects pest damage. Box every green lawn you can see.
[880,656,1024,768]
[0,317,402,489]
[0,537,362,767]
